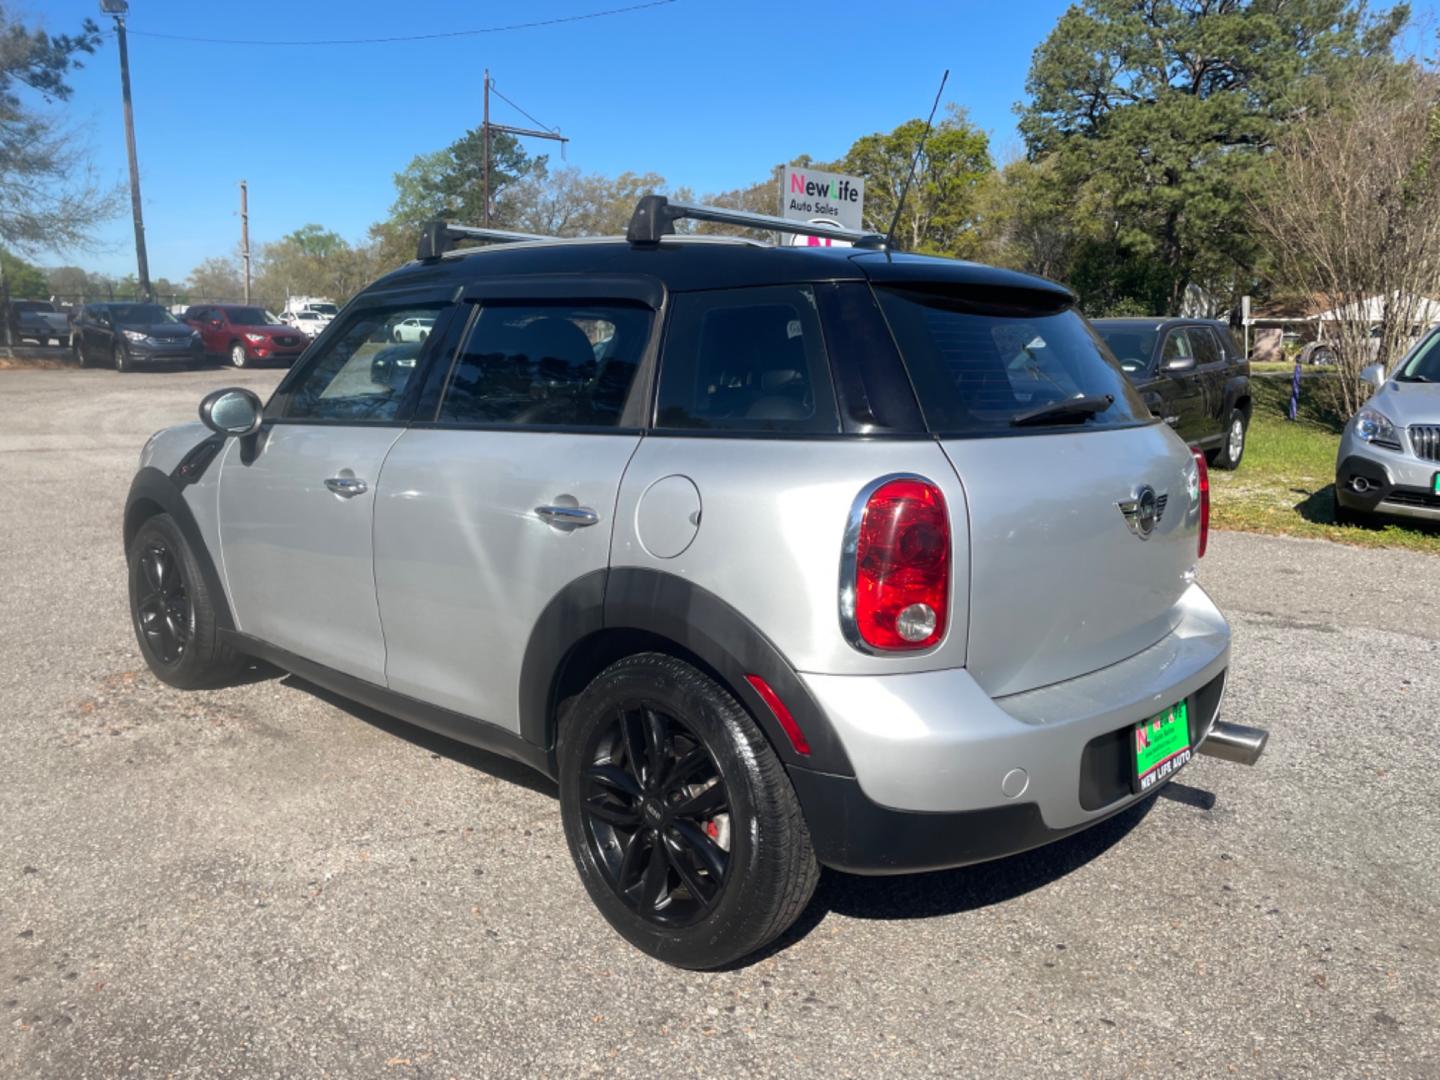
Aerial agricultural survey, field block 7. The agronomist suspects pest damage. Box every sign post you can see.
[780,166,865,247]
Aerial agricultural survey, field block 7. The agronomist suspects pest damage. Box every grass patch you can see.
[1210,378,1440,553]
[1249,360,1298,375]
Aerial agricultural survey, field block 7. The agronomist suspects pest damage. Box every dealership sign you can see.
[781,166,865,246]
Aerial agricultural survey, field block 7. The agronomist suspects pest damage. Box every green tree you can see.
[0,9,118,254]
[186,256,244,301]
[1018,0,1409,313]
[389,128,538,229]
[254,225,377,306]
[373,127,541,266]
[46,264,93,300]
[839,106,993,255]
[0,248,44,296]
[506,168,676,237]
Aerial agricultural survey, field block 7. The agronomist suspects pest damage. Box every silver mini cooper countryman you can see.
[124,198,1267,969]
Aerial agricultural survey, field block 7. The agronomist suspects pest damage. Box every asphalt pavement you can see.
[2,366,1437,1078]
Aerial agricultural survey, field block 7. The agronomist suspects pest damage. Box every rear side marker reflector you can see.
[744,674,811,756]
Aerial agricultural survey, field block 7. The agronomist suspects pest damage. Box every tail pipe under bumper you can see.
[1198,720,1269,766]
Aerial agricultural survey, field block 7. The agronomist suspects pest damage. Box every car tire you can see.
[113,343,131,372]
[127,514,246,690]
[229,343,249,368]
[558,653,819,970]
[1214,409,1247,470]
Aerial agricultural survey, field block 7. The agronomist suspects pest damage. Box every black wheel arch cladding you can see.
[124,466,235,633]
[519,567,855,777]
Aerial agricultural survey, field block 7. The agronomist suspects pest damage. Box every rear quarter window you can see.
[655,285,839,435]
[876,287,1150,436]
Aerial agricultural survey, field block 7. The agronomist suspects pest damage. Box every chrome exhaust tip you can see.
[1197,721,1269,766]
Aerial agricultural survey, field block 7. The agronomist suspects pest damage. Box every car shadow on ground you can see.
[730,783,1224,969]
[279,674,560,799]
[1295,485,1440,536]
[271,671,1217,968]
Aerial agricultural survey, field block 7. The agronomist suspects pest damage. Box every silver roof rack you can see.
[417,194,889,261]
[417,221,557,260]
[626,195,887,248]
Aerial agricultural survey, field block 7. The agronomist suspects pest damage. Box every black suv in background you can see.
[72,302,203,372]
[1091,318,1252,469]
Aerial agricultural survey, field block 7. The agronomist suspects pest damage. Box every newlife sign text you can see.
[780,166,865,246]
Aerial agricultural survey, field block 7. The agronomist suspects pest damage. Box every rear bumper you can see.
[792,583,1235,872]
[788,766,1142,875]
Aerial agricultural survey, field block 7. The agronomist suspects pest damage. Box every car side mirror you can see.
[199,387,263,436]
[1360,362,1385,389]
[1163,354,1196,374]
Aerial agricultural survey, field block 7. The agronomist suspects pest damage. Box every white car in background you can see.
[283,310,331,338]
[391,316,435,342]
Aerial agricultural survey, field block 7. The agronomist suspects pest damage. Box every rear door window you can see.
[875,287,1148,436]
[1190,327,1222,367]
[438,302,650,428]
[655,285,839,434]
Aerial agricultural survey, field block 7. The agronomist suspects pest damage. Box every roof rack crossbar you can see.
[417,220,557,261]
[626,195,887,248]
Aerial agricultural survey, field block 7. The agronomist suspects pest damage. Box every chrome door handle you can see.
[535,504,599,527]
[324,476,369,497]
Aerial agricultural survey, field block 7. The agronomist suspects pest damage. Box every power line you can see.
[124,0,675,46]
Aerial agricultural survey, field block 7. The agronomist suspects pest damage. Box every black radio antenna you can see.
[885,69,950,252]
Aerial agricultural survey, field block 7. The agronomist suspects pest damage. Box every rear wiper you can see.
[1010,393,1114,428]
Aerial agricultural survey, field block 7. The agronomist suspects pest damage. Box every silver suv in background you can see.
[123,198,1267,969]
[1336,330,1440,522]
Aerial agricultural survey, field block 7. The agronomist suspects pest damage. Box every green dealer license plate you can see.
[1132,701,1191,794]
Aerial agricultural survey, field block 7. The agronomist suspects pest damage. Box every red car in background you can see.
[183,304,309,368]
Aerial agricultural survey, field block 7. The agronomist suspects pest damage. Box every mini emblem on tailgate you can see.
[1118,486,1167,539]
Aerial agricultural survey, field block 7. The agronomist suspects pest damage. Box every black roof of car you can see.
[363,237,1076,304]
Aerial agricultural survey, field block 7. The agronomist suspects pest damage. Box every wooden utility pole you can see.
[240,180,251,303]
[482,70,491,226]
[480,72,569,228]
[112,8,152,302]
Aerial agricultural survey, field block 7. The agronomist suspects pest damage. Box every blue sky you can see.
[34,0,1440,280]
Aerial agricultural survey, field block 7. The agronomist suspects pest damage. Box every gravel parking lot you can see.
[2,366,1438,1078]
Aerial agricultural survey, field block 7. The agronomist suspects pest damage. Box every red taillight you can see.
[744,674,810,756]
[1191,447,1210,559]
[848,477,950,651]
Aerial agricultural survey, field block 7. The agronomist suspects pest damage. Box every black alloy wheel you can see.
[580,703,732,926]
[559,653,819,969]
[134,540,192,665]
[127,514,246,689]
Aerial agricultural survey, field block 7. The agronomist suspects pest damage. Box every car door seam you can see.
[371,425,411,688]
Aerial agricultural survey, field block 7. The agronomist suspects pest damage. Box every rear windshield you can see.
[12,300,54,313]
[875,287,1150,435]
